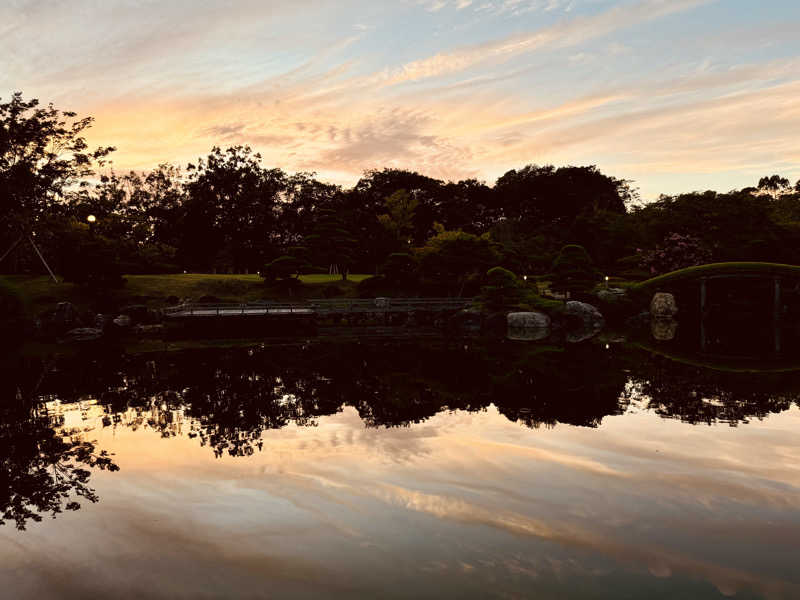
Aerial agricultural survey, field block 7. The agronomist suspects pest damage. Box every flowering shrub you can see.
[637,233,712,275]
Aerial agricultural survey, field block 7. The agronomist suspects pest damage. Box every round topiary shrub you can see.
[481,266,524,310]
[550,245,600,297]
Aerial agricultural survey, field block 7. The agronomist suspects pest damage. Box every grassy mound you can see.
[633,262,800,292]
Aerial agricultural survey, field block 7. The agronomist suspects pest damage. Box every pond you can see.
[1,336,799,599]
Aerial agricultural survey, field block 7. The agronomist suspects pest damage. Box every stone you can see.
[651,318,678,341]
[62,327,103,342]
[650,292,678,318]
[113,315,132,327]
[597,288,626,303]
[507,311,551,329]
[563,301,605,343]
[564,301,605,329]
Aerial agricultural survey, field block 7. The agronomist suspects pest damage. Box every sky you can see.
[2,0,800,199]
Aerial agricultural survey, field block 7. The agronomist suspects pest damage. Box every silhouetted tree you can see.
[0,92,114,274]
[417,228,499,296]
[183,146,285,272]
[305,208,357,280]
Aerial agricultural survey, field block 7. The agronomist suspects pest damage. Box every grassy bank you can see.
[632,262,800,292]
[2,273,371,315]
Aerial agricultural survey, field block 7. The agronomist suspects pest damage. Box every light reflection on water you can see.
[1,342,799,599]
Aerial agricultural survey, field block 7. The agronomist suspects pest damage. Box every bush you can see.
[261,255,311,283]
[0,278,23,318]
[480,267,524,310]
[637,233,712,276]
[550,244,600,296]
[380,253,416,282]
[356,275,388,297]
[0,278,27,346]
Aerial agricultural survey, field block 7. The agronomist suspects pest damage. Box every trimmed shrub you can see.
[261,255,311,283]
[550,244,600,297]
[480,267,524,310]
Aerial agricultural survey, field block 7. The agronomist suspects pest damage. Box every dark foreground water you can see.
[1,336,799,599]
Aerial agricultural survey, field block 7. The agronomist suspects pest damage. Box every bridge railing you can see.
[164,297,476,317]
[163,302,311,316]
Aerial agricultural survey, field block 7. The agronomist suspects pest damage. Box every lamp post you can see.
[87,214,96,238]
[604,275,609,289]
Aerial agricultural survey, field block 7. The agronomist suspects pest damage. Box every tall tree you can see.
[305,208,357,280]
[494,164,632,227]
[0,92,114,273]
[183,146,286,272]
[378,189,418,249]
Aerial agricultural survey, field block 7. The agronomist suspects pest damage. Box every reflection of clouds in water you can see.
[222,406,800,599]
[6,399,800,599]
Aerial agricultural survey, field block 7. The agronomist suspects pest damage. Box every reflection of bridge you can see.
[164,298,476,319]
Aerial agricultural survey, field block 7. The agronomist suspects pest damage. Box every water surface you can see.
[1,340,798,599]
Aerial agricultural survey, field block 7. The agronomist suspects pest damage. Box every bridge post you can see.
[700,277,707,353]
[774,277,782,354]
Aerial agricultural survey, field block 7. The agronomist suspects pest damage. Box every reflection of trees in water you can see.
[623,353,800,425]
[6,341,800,471]
[489,344,629,428]
[0,386,118,530]
[5,341,800,530]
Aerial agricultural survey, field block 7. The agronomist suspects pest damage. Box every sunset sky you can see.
[3,0,799,198]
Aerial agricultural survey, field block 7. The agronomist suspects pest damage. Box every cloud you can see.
[5,0,797,197]
[383,0,715,85]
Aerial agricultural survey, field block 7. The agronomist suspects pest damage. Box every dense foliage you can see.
[3,93,800,289]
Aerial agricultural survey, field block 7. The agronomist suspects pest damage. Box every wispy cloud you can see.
[2,0,798,197]
[383,0,715,85]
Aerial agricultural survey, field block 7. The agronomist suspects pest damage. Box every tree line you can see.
[3,92,800,291]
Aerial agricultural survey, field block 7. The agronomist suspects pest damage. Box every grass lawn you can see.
[2,273,371,315]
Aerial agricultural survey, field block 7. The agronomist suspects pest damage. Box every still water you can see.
[1,338,799,599]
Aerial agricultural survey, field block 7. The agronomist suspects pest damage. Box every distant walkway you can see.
[164,298,476,319]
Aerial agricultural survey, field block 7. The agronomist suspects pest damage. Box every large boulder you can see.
[563,301,605,343]
[596,288,626,303]
[650,292,678,318]
[62,327,103,342]
[564,301,604,329]
[507,311,551,329]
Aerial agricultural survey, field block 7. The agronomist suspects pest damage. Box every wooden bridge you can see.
[163,297,476,319]
[637,262,800,356]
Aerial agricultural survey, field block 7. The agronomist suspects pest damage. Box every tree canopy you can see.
[4,91,800,289]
